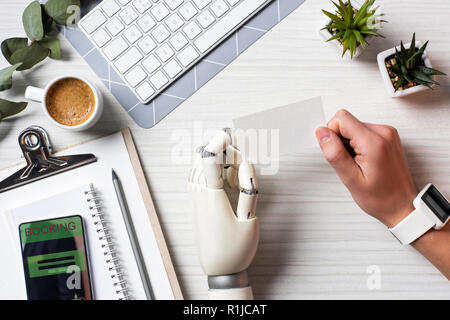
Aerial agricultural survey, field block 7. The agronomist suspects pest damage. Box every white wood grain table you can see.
[1,0,449,299]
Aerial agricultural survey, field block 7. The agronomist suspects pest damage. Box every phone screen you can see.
[19,215,93,300]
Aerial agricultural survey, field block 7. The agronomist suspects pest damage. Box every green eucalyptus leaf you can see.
[23,1,44,42]
[41,4,56,34]
[0,98,27,121]
[10,42,50,71]
[44,0,80,25]
[38,36,61,59]
[0,63,22,91]
[1,38,28,64]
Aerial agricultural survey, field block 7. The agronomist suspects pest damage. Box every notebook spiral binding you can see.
[85,184,131,300]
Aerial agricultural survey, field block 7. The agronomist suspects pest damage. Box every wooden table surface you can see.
[1,0,449,299]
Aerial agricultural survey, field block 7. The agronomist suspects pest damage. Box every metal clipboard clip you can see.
[0,126,97,193]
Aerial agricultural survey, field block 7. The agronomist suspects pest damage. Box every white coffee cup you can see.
[25,75,103,131]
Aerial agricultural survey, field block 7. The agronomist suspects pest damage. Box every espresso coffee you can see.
[45,78,95,126]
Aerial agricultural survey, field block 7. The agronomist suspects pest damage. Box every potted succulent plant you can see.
[377,33,446,98]
[320,0,385,59]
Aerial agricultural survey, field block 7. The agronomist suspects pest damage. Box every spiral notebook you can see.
[0,129,182,300]
[7,184,136,299]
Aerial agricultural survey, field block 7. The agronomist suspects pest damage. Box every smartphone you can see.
[19,215,93,300]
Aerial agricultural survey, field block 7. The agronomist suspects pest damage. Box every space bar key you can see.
[194,0,268,53]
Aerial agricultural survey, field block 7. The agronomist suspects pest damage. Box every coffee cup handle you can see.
[25,86,45,102]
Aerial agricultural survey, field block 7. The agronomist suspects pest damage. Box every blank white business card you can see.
[232,96,326,158]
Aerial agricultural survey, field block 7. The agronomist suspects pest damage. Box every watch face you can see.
[422,184,450,223]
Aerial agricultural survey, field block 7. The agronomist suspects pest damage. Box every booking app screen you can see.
[19,215,93,300]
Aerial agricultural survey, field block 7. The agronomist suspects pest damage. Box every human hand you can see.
[315,110,418,228]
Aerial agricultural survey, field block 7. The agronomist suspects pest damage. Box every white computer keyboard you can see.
[79,0,271,104]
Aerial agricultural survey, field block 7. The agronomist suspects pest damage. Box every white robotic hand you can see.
[188,129,259,300]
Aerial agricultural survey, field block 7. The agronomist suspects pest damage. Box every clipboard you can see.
[0,127,183,300]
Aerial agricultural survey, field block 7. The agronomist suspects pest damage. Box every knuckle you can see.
[383,125,399,141]
[336,109,349,118]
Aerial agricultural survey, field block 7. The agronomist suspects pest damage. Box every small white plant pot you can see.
[319,0,378,59]
[377,41,433,98]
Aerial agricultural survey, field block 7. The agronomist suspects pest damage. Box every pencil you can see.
[112,169,153,300]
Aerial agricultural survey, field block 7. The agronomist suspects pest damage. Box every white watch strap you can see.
[389,208,435,244]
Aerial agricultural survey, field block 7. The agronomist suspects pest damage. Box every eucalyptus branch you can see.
[0,0,80,121]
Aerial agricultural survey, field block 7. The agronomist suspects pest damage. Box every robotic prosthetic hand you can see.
[188,129,259,300]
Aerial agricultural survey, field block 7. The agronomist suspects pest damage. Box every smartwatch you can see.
[389,184,450,245]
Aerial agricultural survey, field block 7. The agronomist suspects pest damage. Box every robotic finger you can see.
[236,160,259,220]
[190,128,236,190]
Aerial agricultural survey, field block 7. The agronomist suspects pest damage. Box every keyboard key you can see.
[193,0,211,10]
[125,65,147,87]
[156,43,175,62]
[114,47,143,73]
[118,0,132,5]
[166,13,184,32]
[169,32,188,51]
[151,3,170,21]
[132,0,152,13]
[105,17,125,36]
[164,0,184,11]
[137,13,156,32]
[123,25,143,44]
[92,28,111,47]
[195,0,267,53]
[103,36,129,60]
[138,35,157,54]
[102,0,121,17]
[163,59,182,78]
[136,82,155,101]
[119,6,139,24]
[210,0,229,17]
[182,21,202,39]
[197,9,215,28]
[142,55,161,73]
[80,9,107,34]
[179,2,198,20]
[152,24,170,43]
[150,71,169,89]
[177,45,199,67]
[225,0,240,5]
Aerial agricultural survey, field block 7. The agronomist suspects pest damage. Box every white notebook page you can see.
[0,132,174,300]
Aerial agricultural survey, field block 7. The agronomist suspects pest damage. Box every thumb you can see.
[315,126,363,187]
